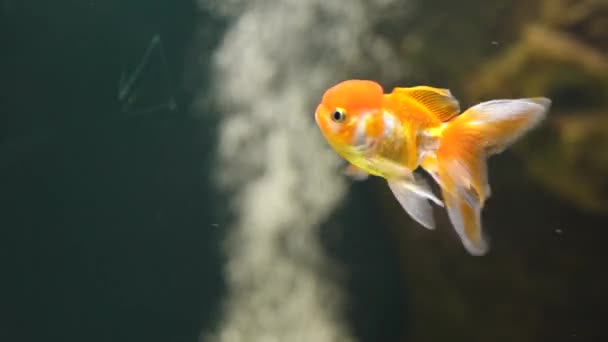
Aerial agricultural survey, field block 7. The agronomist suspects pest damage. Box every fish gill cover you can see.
[196,0,408,340]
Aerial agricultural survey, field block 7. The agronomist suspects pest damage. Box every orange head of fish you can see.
[315,80,385,150]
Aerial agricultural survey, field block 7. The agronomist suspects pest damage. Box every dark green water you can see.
[0,1,407,341]
[1,1,225,341]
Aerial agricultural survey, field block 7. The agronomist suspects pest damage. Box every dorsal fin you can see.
[392,86,461,122]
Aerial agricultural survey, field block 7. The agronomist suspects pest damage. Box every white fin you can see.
[369,156,443,205]
[387,175,443,230]
[343,164,369,181]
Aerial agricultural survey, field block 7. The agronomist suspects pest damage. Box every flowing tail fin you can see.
[436,98,551,255]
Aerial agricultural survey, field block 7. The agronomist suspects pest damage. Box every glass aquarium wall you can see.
[1,0,607,342]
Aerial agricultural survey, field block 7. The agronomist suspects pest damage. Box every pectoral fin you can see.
[343,164,369,181]
[387,174,443,230]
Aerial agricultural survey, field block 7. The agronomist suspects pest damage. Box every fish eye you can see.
[331,108,346,122]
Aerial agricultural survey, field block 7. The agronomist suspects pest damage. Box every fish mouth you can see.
[314,111,320,125]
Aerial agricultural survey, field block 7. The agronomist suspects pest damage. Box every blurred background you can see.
[1,0,607,341]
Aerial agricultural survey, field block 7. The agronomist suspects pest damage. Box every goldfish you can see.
[315,80,550,255]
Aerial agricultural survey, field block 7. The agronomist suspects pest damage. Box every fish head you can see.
[315,80,384,154]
